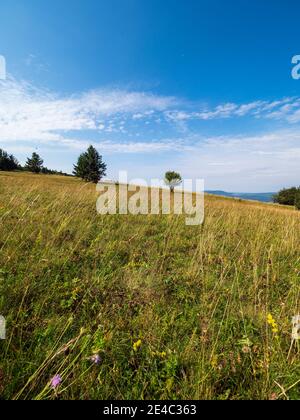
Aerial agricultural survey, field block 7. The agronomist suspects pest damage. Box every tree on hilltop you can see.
[164,171,182,192]
[25,153,44,174]
[73,145,107,183]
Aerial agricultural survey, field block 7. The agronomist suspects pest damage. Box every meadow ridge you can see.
[0,171,300,400]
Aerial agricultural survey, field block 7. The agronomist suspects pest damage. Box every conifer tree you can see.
[25,153,44,174]
[73,146,107,183]
[0,148,20,171]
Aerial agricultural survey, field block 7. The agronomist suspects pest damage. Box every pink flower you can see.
[50,374,62,390]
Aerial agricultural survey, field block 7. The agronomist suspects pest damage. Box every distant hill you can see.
[206,190,275,203]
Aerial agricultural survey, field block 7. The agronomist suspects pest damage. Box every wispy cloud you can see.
[174,129,300,191]
[2,74,300,163]
[51,138,190,154]
[0,75,177,150]
[165,97,300,122]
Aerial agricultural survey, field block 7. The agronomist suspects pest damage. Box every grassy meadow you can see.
[0,171,300,400]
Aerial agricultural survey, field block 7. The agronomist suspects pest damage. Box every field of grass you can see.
[0,171,299,400]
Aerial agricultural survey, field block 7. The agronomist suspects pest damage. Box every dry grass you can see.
[0,171,299,400]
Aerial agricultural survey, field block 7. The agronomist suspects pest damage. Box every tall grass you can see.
[0,171,299,400]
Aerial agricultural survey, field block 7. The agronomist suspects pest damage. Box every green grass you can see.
[0,171,300,400]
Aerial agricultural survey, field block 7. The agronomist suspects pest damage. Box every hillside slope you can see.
[0,172,299,400]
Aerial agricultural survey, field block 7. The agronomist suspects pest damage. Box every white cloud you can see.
[1,74,300,191]
[92,129,300,191]
[165,97,300,123]
[174,129,300,191]
[54,138,189,154]
[2,74,300,157]
[0,75,176,147]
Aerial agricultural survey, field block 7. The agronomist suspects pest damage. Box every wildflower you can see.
[267,314,279,336]
[50,374,62,390]
[133,339,142,352]
[210,354,218,369]
[90,354,101,365]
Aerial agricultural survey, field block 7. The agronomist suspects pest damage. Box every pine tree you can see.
[25,153,44,174]
[0,148,19,171]
[73,146,107,183]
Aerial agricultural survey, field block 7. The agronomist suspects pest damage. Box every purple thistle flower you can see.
[90,354,101,365]
[50,374,62,390]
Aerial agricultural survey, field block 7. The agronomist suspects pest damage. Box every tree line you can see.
[1,145,181,191]
[0,148,72,176]
[0,146,106,182]
[2,145,300,210]
[0,149,20,171]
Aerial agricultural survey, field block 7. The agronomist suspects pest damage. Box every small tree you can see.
[164,171,182,192]
[73,145,107,183]
[25,153,43,174]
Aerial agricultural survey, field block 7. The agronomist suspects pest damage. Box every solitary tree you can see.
[164,171,182,192]
[25,153,44,174]
[73,145,107,183]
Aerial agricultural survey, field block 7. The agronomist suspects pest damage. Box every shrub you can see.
[273,187,300,206]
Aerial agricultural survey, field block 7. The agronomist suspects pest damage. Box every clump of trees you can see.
[0,148,20,171]
[273,187,300,210]
[164,171,182,192]
[0,148,71,177]
[0,146,107,183]
[73,145,107,183]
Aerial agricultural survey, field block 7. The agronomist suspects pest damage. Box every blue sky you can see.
[1,0,300,191]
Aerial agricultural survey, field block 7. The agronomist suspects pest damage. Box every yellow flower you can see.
[211,354,218,369]
[267,314,279,338]
[133,339,142,352]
